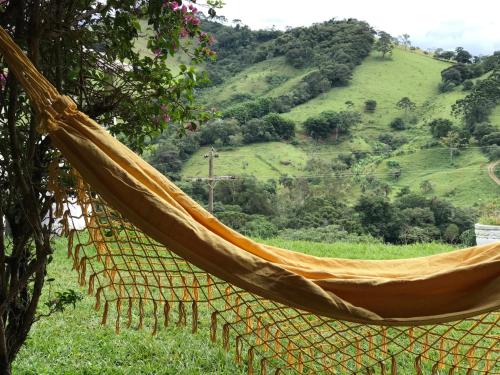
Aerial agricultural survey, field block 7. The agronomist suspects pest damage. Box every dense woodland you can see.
[145,18,500,246]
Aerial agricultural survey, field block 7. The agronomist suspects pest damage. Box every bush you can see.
[429,118,453,138]
[241,119,275,143]
[443,223,460,243]
[240,216,278,238]
[473,122,495,140]
[378,133,408,149]
[199,119,241,146]
[438,81,456,93]
[459,229,476,247]
[303,111,338,139]
[277,225,381,244]
[390,117,406,130]
[386,160,400,168]
[481,132,500,146]
[482,145,500,161]
[462,79,474,91]
[321,63,352,86]
[262,113,296,140]
[364,99,377,112]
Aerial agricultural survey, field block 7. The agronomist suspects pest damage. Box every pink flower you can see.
[162,114,171,123]
[169,1,180,11]
[179,28,188,38]
[160,104,168,111]
[181,5,187,14]
[153,49,162,57]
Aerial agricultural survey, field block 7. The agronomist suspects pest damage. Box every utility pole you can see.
[205,147,218,213]
[200,147,234,213]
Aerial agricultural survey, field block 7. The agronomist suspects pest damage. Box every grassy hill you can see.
[181,46,499,207]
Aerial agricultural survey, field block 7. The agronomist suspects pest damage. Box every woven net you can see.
[52,165,499,375]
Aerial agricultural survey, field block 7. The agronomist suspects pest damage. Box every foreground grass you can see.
[14,239,458,374]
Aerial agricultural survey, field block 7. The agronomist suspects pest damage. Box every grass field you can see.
[182,142,308,179]
[374,147,500,206]
[13,238,458,374]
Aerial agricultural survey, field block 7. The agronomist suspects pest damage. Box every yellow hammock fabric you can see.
[1,27,499,374]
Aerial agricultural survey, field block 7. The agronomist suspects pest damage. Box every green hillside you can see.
[180,46,499,207]
[282,48,451,126]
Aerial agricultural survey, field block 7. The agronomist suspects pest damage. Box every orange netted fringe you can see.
[49,167,500,374]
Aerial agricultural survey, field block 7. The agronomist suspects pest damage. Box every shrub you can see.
[241,118,276,144]
[277,225,381,244]
[240,216,278,238]
[262,113,296,140]
[390,117,406,130]
[378,133,408,149]
[429,118,453,138]
[462,79,474,91]
[480,132,500,146]
[459,229,476,247]
[386,160,400,168]
[438,81,456,93]
[443,223,460,243]
[321,63,352,86]
[364,99,377,112]
[303,112,338,139]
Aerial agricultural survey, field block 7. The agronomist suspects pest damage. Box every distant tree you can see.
[462,79,474,91]
[438,81,456,93]
[378,133,408,149]
[480,132,500,146]
[355,195,399,242]
[443,223,460,243]
[472,122,495,141]
[262,113,296,140]
[433,48,444,57]
[375,31,394,58]
[390,117,406,130]
[396,97,417,115]
[454,47,472,64]
[441,68,462,84]
[439,50,456,60]
[429,118,454,138]
[420,180,434,194]
[364,99,377,112]
[336,111,362,139]
[440,130,464,163]
[452,71,500,127]
[399,33,411,49]
[241,118,275,143]
[199,119,241,146]
[303,115,332,140]
[332,50,353,65]
[285,47,314,68]
[321,63,352,86]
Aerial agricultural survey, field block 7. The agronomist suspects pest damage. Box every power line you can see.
[179,145,491,159]
[182,165,485,181]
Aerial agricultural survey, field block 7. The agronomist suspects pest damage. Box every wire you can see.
[182,165,485,181]
[171,145,492,159]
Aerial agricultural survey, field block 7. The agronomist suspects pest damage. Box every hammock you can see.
[1,27,499,374]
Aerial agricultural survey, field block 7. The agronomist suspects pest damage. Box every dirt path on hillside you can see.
[487,160,500,186]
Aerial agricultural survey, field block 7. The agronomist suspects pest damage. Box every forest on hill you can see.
[145,17,500,246]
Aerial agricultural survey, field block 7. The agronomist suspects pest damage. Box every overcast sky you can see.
[218,0,500,55]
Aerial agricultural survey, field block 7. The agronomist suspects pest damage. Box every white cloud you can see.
[218,0,500,54]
